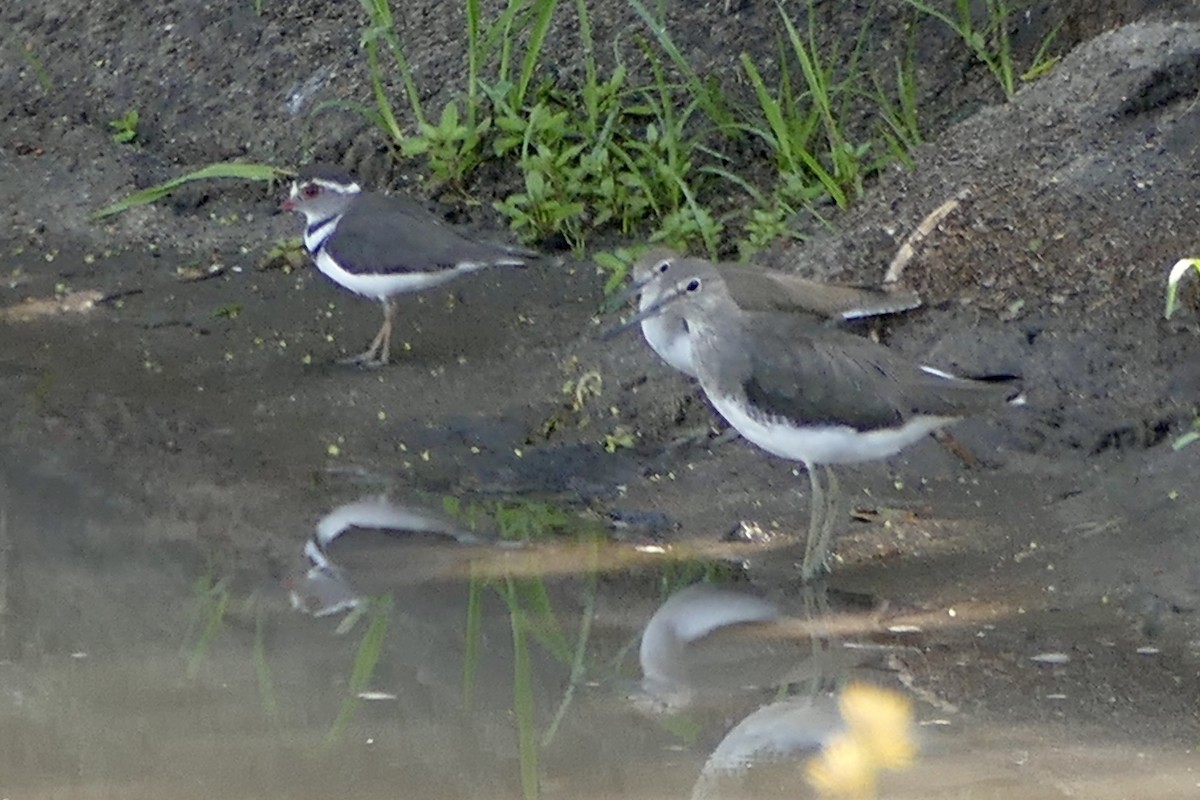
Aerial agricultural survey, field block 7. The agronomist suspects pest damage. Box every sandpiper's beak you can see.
[600,283,686,341]
[609,272,655,309]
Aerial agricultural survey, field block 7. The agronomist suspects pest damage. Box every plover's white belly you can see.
[709,392,956,465]
[640,313,697,377]
[314,249,476,301]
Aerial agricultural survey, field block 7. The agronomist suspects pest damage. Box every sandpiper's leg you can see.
[339,299,394,367]
[933,429,981,467]
[710,424,740,447]
[818,467,842,571]
[801,465,843,581]
[665,420,739,452]
[801,462,825,581]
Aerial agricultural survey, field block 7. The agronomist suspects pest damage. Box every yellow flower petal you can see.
[839,683,917,769]
[806,733,877,799]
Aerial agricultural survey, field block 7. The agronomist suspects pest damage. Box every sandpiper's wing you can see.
[326,193,527,276]
[728,316,1019,431]
[719,264,922,320]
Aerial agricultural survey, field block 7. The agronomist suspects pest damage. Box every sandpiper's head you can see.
[279,165,362,222]
[603,270,730,342]
[640,256,732,317]
[659,274,725,315]
[631,247,682,285]
[628,251,724,304]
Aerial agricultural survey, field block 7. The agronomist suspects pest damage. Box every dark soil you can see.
[3,0,1200,795]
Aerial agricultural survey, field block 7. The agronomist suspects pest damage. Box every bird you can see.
[624,249,921,378]
[638,582,783,709]
[637,583,856,713]
[285,496,489,617]
[609,265,1023,580]
[691,683,915,800]
[280,165,532,366]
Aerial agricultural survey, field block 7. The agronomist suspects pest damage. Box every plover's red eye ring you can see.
[302,183,320,198]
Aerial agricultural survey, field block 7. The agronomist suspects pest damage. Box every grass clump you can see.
[92,0,1065,281]
[734,0,894,252]
[108,108,140,144]
[356,0,723,255]
[344,0,988,265]
[899,0,1059,98]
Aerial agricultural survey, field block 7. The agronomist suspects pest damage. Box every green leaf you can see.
[93,162,291,219]
[1172,429,1199,451]
[1164,258,1200,319]
[439,101,460,130]
[400,137,431,157]
[526,170,546,196]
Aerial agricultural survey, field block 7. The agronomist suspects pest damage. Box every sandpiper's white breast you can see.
[640,313,697,377]
[708,391,956,466]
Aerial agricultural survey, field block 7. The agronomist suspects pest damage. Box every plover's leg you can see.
[339,299,394,368]
[377,299,395,365]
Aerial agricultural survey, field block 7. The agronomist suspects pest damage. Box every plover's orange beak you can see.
[279,196,298,212]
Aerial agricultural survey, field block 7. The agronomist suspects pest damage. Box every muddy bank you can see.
[1,2,1200,797]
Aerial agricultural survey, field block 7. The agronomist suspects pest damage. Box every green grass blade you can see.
[507,578,540,800]
[466,0,482,129]
[1171,426,1200,451]
[574,0,599,129]
[186,582,229,678]
[358,0,403,136]
[627,0,732,130]
[254,607,281,722]
[360,0,427,126]
[348,597,392,692]
[522,578,572,661]
[93,163,291,220]
[310,98,388,130]
[606,143,665,219]
[699,164,768,205]
[516,0,561,109]
[1021,21,1062,82]
[483,0,528,83]
[19,42,56,93]
[326,596,393,744]
[777,1,836,152]
[540,536,598,747]
[365,35,405,143]
[739,53,792,171]
[1165,258,1200,319]
[793,147,846,207]
[668,171,721,258]
[464,567,485,708]
[899,0,958,32]
[499,577,571,663]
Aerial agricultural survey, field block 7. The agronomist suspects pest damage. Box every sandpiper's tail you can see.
[917,366,1026,407]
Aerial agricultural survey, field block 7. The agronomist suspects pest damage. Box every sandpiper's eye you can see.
[302,183,320,198]
[657,259,671,273]
[686,279,701,292]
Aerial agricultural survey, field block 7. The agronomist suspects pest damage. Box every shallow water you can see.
[2,452,1197,800]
